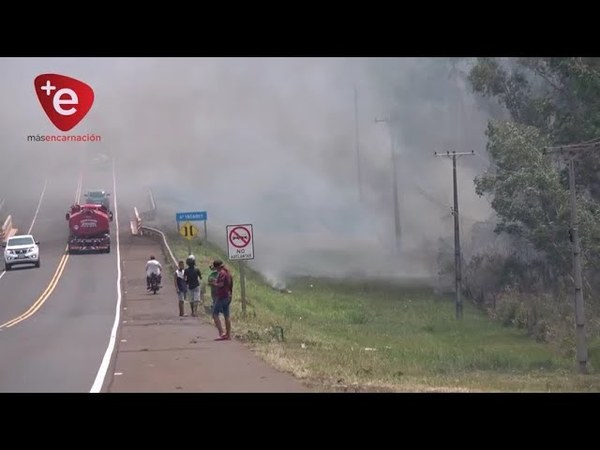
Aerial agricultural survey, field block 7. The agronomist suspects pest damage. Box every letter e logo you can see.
[34,74,94,132]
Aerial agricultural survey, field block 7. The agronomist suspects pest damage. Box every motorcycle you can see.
[149,272,161,294]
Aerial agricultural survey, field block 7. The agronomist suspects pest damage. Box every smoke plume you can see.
[0,57,495,287]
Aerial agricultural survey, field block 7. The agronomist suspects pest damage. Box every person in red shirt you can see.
[209,260,233,340]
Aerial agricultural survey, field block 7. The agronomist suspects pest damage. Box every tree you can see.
[474,121,570,269]
[469,58,600,278]
[469,57,600,200]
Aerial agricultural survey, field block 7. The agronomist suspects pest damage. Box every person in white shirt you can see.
[145,255,163,290]
[174,260,188,316]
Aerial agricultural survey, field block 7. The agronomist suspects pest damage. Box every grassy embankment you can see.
[166,234,600,392]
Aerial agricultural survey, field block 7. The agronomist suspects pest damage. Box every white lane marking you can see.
[27,177,49,234]
[90,158,123,393]
[0,271,5,280]
[75,172,83,203]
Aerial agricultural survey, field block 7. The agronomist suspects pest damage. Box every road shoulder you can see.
[108,234,311,392]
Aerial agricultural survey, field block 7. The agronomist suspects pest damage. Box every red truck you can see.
[65,203,113,253]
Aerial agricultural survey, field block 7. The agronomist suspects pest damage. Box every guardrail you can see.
[130,207,143,236]
[137,198,209,299]
[149,189,156,213]
[127,199,172,265]
[0,214,17,243]
[133,190,174,269]
[142,190,156,221]
[140,225,178,270]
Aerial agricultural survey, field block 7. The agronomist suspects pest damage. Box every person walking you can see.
[184,255,202,317]
[209,260,233,340]
[174,260,188,317]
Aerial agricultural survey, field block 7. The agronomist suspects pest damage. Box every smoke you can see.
[0,57,495,287]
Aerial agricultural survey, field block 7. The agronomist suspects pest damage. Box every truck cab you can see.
[84,190,111,211]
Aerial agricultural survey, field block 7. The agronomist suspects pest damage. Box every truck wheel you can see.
[106,246,111,254]
[4,263,11,271]
[35,260,40,268]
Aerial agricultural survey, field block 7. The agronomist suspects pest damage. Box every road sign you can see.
[176,211,207,222]
[227,224,254,260]
[179,221,199,240]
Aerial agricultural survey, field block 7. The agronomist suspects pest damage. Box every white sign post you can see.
[226,224,254,261]
[226,224,254,316]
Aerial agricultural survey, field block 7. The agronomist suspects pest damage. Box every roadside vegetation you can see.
[155,58,600,391]
[167,235,600,392]
[456,57,600,351]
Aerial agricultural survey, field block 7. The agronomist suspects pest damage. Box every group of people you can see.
[145,254,233,341]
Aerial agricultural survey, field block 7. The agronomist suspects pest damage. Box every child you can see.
[207,263,219,310]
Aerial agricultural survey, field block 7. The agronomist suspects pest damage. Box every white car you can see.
[2,234,40,270]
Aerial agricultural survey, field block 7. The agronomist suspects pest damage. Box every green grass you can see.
[166,234,600,392]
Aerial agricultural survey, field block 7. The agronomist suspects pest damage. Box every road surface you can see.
[0,149,310,392]
[0,148,121,392]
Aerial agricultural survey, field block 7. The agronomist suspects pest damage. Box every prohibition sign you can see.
[229,226,251,249]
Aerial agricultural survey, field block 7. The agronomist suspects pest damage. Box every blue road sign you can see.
[176,211,207,222]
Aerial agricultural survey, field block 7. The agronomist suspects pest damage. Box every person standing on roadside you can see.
[207,263,219,310]
[184,255,202,317]
[209,260,233,340]
[174,260,188,317]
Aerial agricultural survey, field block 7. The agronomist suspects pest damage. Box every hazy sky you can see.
[0,57,496,285]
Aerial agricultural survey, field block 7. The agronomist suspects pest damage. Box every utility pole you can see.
[375,116,401,254]
[543,140,600,374]
[434,150,475,320]
[354,85,363,203]
[239,261,247,317]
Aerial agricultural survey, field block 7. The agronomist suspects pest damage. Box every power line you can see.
[412,183,481,224]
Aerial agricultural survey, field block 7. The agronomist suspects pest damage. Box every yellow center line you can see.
[0,173,84,330]
[0,249,70,328]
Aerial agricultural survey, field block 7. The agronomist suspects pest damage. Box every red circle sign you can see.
[229,226,251,249]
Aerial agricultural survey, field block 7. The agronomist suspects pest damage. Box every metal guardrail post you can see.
[147,190,156,221]
[1,215,14,243]
[140,225,178,270]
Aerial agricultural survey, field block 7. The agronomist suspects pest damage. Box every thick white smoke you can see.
[0,57,495,287]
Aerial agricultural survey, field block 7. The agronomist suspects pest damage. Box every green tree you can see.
[469,57,600,199]
[469,58,600,277]
[474,121,570,268]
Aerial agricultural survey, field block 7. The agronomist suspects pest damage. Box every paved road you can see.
[0,148,122,392]
[0,148,309,393]
[108,234,310,393]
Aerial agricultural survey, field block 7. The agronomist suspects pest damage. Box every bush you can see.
[460,249,590,345]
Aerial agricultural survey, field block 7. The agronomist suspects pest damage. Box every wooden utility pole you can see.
[543,140,600,374]
[354,85,363,203]
[239,261,247,316]
[376,117,401,254]
[434,150,475,320]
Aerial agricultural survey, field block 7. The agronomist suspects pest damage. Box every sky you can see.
[0,57,497,287]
